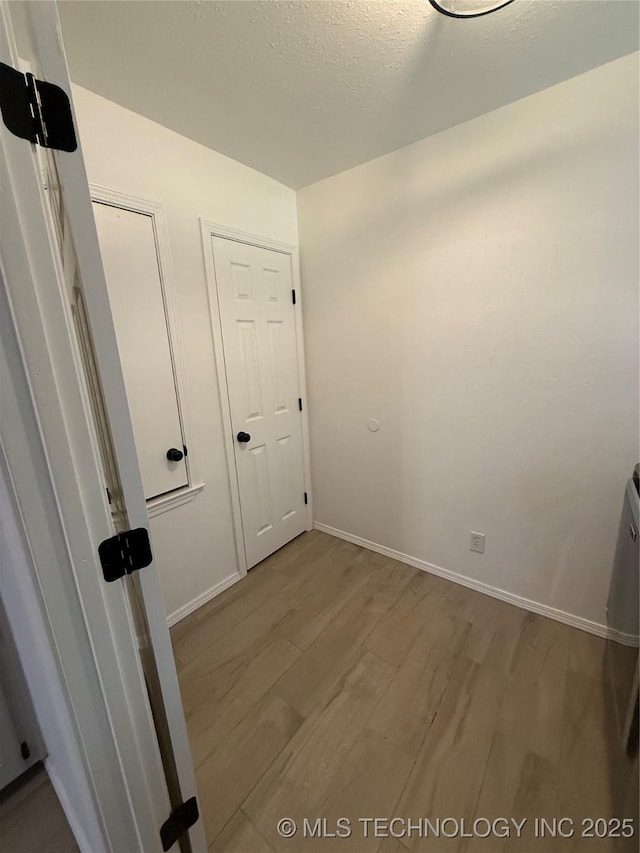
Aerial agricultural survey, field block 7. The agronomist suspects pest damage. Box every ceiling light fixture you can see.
[428,0,515,18]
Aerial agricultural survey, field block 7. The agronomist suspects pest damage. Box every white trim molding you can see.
[147,482,206,519]
[313,522,625,642]
[167,572,242,628]
[607,626,640,649]
[199,221,297,255]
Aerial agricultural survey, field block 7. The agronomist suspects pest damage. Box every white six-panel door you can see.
[212,237,307,568]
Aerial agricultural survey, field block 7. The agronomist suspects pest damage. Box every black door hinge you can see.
[0,62,77,152]
[292,289,296,305]
[304,492,308,505]
[98,528,153,583]
[298,397,303,411]
[160,797,199,852]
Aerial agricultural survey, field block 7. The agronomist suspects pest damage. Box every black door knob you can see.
[166,447,184,462]
[236,431,251,444]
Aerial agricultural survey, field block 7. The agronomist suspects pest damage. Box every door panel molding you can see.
[200,220,313,575]
[90,184,202,497]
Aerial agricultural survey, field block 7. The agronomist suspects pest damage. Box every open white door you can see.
[0,3,205,851]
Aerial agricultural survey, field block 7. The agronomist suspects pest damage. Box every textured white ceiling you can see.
[58,0,639,189]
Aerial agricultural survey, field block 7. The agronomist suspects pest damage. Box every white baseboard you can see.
[313,522,636,645]
[46,760,94,853]
[167,572,242,628]
[607,626,640,648]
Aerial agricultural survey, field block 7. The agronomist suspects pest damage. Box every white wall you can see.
[298,53,639,631]
[72,85,299,621]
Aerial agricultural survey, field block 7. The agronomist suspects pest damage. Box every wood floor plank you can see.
[187,637,302,768]
[454,591,527,677]
[364,570,449,666]
[518,609,575,654]
[377,837,414,853]
[614,749,639,853]
[179,596,293,717]
[170,531,634,853]
[197,692,304,845]
[558,632,633,852]
[495,617,570,765]
[213,809,276,853]
[276,544,372,650]
[272,556,412,719]
[273,538,348,606]
[304,728,415,852]
[560,665,615,827]
[459,734,560,853]
[392,655,506,852]
[172,564,291,669]
[264,530,339,577]
[0,768,79,853]
[369,609,471,757]
[244,651,397,853]
[568,627,607,681]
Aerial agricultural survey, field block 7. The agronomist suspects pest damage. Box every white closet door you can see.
[212,237,307,568]
[92,203,187,500]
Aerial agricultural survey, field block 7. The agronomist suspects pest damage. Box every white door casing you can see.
[202,225,312,571]
[1,3,205,850]
[92,201,188,500]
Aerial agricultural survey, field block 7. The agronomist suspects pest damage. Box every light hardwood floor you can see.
[0,765,78,853]
[171,530,638,853]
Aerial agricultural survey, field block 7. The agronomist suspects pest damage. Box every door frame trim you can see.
[199,219,313,576]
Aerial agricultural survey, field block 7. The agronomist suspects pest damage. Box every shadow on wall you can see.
[312,109,637,254]
[299,54,639,624]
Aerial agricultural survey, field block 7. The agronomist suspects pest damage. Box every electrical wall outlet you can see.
[470,531,485,554]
